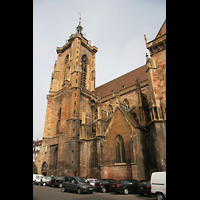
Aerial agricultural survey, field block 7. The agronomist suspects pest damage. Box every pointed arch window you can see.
[94,109,98,120]
[56,108,61,134]
[64,54,70,82]
[91,142,97,167]
[65,54,69,64]
[53,147,58,171]
[115,135,126,163]
[101,143,103,165]
[123,99,129,110]
[81,55,87,88]
[108,105,113,117]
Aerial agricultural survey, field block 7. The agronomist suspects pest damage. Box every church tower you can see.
[35,19,166,180]
[36,18,98,176]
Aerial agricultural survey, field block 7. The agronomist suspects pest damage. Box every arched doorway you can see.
[42,162,47,176]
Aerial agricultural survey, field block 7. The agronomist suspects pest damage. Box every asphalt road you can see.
[33,184,156,200]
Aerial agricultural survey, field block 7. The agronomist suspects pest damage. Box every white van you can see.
[33,174,43,184]
[151,172,166,200]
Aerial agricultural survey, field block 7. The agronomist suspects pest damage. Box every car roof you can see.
[87,178,97,180]
[118,179,138,181]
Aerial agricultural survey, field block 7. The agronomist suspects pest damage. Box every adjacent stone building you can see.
[33,139,42,162]
[35,19,166,180]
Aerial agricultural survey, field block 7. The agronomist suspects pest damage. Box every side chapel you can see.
[35,18,166,180]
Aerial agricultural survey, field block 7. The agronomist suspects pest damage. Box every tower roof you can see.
[56,18,98,54]
[76,17,83,36]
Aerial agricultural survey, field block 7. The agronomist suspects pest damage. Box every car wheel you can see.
[77,188,81,194]
[58,183,63,188]
[61,187,66,192]
[124,188,128,195]
[43,183,46,186]
[156,193,165,200]
[101,187,106,193]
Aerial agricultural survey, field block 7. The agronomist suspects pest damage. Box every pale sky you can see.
[33,0,166,140]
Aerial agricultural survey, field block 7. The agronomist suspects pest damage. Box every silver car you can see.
[85,178,97,187]
[62,176,93,194]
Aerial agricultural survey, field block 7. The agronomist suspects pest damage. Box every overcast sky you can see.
[33,0,166,140]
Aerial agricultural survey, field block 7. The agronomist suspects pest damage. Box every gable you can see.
[105,107,137,140]
[155,20,166,39]
[104,107,137,165]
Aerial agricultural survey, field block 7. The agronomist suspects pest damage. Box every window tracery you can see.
[81,55,87,87]
[108,104,113,117]
[115,135,126,163]
[123,99,129,110]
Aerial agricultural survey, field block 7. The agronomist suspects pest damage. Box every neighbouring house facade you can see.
[35,18,166,180]
[33,139,42,162]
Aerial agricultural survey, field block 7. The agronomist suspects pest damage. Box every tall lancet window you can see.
[81,55,87,88]
[115,135,126,163]
[56,108,61,134]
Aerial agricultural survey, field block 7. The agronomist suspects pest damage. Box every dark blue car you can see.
[138,180,151,196]
[112,179,139,195]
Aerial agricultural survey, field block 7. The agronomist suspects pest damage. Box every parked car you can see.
[95,179,117,193]
[49,176,56,187]
[112,179,139,195]
[85,178,97,187]
[61,176,93,194]
[33,174,43,184]
[151,172,166,200]
[39,176,55,186]
[138,180,151,196]
[52,175,69,188]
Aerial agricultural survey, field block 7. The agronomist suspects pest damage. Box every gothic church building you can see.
[35,19,166,180]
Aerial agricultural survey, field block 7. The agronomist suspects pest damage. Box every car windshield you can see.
[117,179,125,184]
[46,176,51,180]
[140,180,147,184]
[76,177,85,183]
[139,180,149,185]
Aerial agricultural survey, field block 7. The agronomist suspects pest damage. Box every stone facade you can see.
[35,19,166,180]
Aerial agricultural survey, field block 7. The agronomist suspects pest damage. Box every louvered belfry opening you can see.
[81,55,87,88]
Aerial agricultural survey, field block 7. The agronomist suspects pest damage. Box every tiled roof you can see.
[33,140,42,146]
[95,64,148,98]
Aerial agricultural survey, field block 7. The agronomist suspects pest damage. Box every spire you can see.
[76,14,83,35]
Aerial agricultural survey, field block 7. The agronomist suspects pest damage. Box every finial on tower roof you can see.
[76,13,83,35]
[79,13,81,26]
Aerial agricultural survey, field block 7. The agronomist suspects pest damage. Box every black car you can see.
[61,176,93,194]
[95,179,117,193]
[138,180,151,196]
[39,176,54,186]
[112,179,139,195]
[52,176,69,188]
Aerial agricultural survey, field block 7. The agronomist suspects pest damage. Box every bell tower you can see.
[49,17,98,94]
[39,18,98,176]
